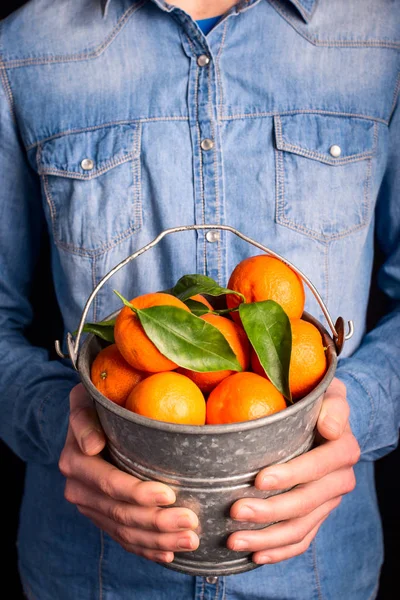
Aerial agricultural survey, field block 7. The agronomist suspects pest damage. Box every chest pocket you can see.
[38,124,141,255]
[274,114,377,241]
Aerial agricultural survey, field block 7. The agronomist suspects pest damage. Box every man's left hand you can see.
[227,378,361,564]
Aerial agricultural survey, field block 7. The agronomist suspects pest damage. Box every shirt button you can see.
[197,54,210,67]
[206,576,218,584]
[201,138,214,151]
[81,158,94,170]
[206,230,220,243]
[329,144,341,158]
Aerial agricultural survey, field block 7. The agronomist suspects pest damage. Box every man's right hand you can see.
[59,383,199,564]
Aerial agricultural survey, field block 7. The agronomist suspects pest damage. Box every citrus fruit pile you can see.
[88,254,328,426]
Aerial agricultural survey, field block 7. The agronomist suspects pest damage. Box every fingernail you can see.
[163,553,174,563]
[260,474,278,489]
[154,493,172,505]
[232,539,249,551]
[177,537,195,550]
[235,505,255,520]
[177,515,194,529]
[81,430,103,454]
[322,415,341,436]
[154,552,172,563]
[254,553,271,564]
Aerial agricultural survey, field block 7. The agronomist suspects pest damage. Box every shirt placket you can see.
[158,16,225,597]
[194,573,226,600]
[174,11,227,286]
[151,4,258,598]
[173,21,226,600]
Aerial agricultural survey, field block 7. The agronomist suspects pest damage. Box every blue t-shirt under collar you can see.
[196,16,221,35]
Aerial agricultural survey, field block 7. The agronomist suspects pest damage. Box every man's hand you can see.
[59,384,199,564]
[227,378,360,564]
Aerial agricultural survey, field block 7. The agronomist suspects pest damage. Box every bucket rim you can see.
[78,311,337,435]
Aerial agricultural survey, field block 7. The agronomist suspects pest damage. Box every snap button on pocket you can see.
[329,145,341,158]
[81,158,94,170]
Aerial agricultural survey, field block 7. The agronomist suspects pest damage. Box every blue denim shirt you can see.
[0,0,399,598]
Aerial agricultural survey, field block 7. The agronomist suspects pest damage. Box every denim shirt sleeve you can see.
[0,78,80,464]
[336,99,400,461]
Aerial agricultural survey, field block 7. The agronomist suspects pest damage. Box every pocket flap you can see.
[274,114,376,165]
[38,124,139,179]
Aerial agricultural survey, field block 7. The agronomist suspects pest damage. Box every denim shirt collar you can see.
[285,0,318,22]
[101,0,318,22]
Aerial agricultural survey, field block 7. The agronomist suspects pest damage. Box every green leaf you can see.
[76,319,116,342]
[135,305,243,373]
[168,274,245,303]
[183,298,238,318]
[239,300,292,402]
[184,298,212,316]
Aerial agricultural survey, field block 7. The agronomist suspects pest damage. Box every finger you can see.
[59,446,176,505]
[69,383,106,455]
[252,516,328,565]
[65,480,198,531]
[77,506,199,552]
[227,496,341,553]
[317,378,349,441]
[255,430,360,491]
[232,467,355,523]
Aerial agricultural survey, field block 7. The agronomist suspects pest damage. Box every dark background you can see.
[1,1,398,598]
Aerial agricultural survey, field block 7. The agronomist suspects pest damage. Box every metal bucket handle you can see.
[55,224,354,370]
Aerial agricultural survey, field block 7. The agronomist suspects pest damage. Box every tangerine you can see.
[114,292,190,373]
[125,371,206,425]
[190,294,213,310]
[251,318,327,400]
[288,318,327,399]
[90,343,146,406]
[177,313,250,394]
[206,372,286,424]
[226,255,305,323]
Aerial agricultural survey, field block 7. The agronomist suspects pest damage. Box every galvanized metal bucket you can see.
[56,225,353,577]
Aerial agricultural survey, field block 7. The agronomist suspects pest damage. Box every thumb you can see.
[69,383,106,455]
[317,378,349,441]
